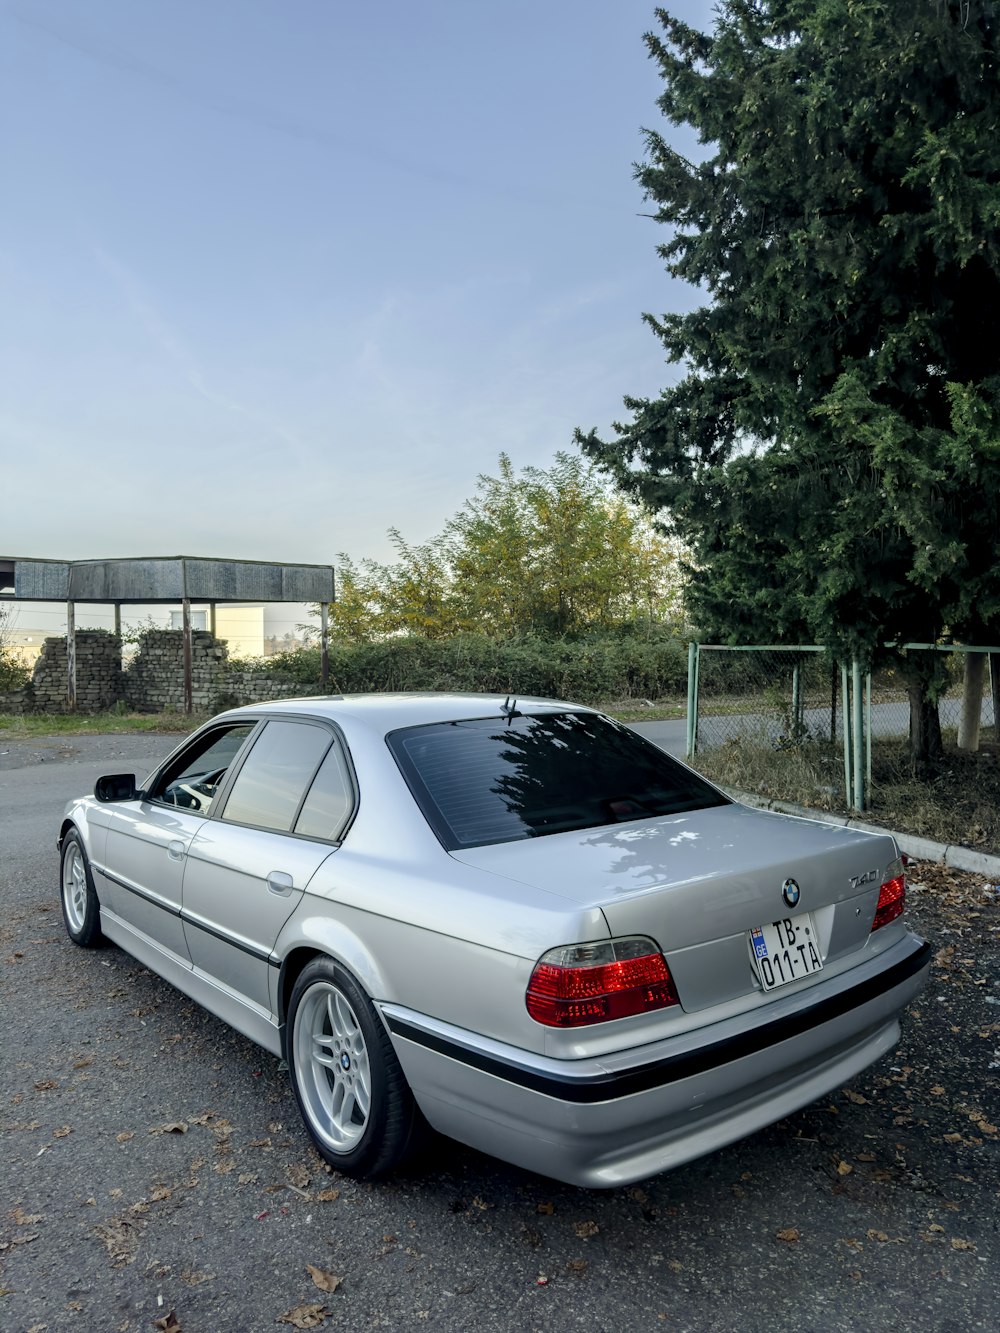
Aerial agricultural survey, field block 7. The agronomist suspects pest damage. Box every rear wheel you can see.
[60,830,103,948]
[287,957,421,1178]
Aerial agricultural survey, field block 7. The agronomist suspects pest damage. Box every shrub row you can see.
[232,631,689,705]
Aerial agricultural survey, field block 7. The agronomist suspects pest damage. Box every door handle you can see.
[267,871,294,897]
[167,840,187,861]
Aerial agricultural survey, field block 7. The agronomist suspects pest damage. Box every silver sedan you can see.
[58,694,930,1187]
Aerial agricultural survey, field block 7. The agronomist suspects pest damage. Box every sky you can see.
[1,0,713,634]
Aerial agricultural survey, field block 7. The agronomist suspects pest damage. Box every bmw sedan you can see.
[58,694,930,1187]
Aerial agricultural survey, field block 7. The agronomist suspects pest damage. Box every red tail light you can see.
[872,858,906,931]
[526,937,679,1028]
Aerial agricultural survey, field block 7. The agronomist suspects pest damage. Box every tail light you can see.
[526,936,679,1028]
[872,857,906,931]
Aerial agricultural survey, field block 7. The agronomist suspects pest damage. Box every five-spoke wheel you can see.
[60,829,102,948]
[287,957,421,1177]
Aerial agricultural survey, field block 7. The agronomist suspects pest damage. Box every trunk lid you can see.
[451,803,899,1010]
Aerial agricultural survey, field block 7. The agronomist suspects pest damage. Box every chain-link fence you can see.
[686,643,999,816]
[686,645,849,810]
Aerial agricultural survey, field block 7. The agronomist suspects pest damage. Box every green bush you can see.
[236,631,688,705]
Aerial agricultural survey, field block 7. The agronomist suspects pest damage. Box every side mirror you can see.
[95,773,138,803]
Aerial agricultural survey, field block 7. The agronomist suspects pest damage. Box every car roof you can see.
[217,692,591,732]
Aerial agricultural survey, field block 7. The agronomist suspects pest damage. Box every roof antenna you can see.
[501,695,519,725]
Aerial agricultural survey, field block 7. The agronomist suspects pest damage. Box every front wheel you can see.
[287,958,422,1178]
[60,829,103,948]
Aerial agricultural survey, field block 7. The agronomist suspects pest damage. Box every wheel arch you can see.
[276,927,393,1057]
[57,817,78,851]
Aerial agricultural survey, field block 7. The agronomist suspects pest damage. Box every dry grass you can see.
[692,736,1000,855]
[0,709,211,737]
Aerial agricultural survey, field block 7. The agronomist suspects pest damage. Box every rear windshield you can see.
[387,710,729,849]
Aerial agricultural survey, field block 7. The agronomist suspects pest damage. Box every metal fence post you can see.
[686,642,700,758]
[791,662,801,736]
[865,671,872,792]
[841,663,853,809]
[852,658,864,810]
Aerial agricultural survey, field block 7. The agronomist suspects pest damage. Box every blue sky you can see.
[1,0,712,632]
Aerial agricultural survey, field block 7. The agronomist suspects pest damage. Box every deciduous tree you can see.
[577,0,1000,763]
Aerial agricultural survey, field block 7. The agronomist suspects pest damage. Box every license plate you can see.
[748,913,823,991]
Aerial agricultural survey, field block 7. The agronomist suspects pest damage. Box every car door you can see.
[180,719,355,1013]
[104,722,258,962]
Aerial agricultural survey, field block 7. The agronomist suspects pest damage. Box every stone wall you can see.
[123,630,229,712]
[1,630,312,715]
[29,632,124,713]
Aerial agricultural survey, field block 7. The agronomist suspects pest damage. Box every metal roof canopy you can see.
[0,555,335,711]
[1,555,335,603]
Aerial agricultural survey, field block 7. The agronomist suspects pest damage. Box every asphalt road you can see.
[638,700,997,757]
[1,734,997,1333]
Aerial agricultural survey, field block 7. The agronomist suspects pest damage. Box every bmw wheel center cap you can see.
[782,878,801,909]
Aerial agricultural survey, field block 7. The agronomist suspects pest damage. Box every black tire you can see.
[287,957,422,1178]
[60,829,103,948]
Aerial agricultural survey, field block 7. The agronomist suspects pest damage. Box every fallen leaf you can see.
[53,1126,72,1139]
[314,1188,340,1202]
[179,1269,215,1285]
[0,1232,39,1251]
[536,1201,554,1215]
[950,1238,976,1251]
[116,1131,135,1143]
[836,1161,853,1176]
[12,1208,43,1225]
[287,1164,311,1189]
[843,1090,869,1105]
[34,1080,58,1091]
[149,1187,173,1202]
[929,1086,945,1097]
[305,1265,341,1294]
[566,1258,588,1273]
[943,1133,963,1144]
[276,1304,329,1329]
[573,1220,599,1239]
[856,1152,877,1162]
[867,1229,889,1243]
[148,1123,188,1135]
[776,1228,800,1244]
[153,1314,181,1332]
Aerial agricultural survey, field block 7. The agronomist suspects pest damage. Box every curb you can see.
[729,789,1000,878]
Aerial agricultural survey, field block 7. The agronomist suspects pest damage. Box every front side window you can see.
[151,724,256,814]
[388,711,729,850]
[221,720,332,833]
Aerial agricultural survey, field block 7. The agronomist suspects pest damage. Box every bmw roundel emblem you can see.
[782,878,801,909]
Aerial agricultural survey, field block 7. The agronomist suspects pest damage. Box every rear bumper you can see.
[380,935,930,1187]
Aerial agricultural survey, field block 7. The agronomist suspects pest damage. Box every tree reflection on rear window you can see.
[387,711,729,850]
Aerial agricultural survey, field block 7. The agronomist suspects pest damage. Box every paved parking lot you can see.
[1,734,997,1332]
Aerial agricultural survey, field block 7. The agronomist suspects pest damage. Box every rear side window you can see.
[221,721,332,832]
[295,743,354,841]
[388,710,729,849]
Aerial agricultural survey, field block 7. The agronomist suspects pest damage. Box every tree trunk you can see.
[903,653,944,770]
[991,652,1000,744]
[957,651,986,752]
